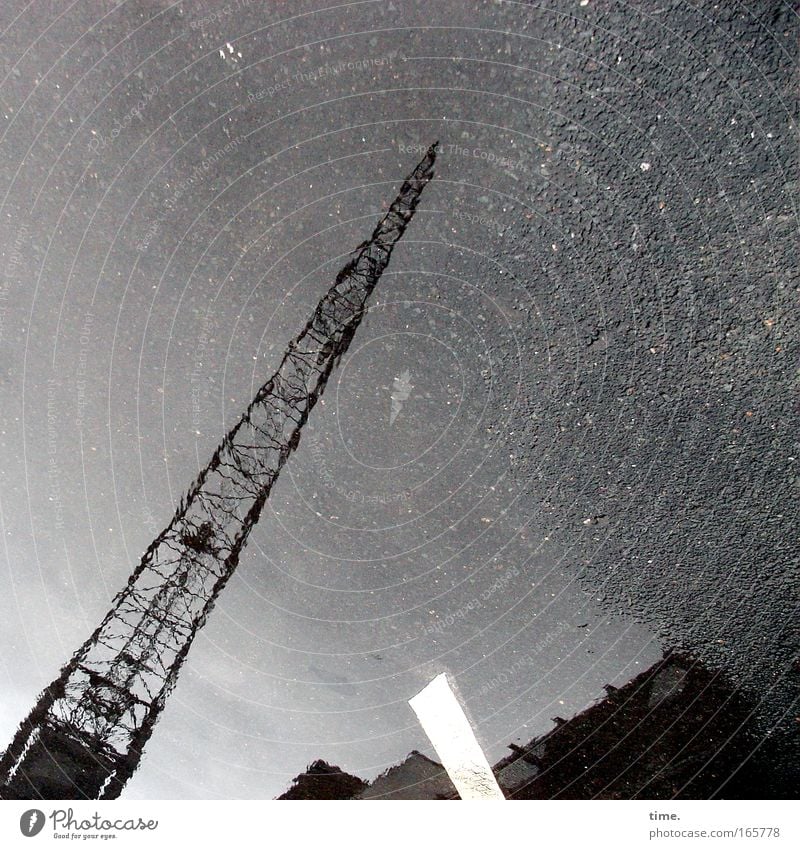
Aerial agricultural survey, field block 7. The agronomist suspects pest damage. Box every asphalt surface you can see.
[0,1,796,798]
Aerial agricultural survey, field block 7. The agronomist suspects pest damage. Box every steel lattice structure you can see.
[0,143,437,800]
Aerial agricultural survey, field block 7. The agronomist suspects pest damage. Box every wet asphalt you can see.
[0,1,796,797]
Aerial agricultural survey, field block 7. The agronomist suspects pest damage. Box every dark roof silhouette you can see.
[277,760,367,800]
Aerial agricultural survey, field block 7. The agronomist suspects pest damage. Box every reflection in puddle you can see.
[0,146,439,802]
[277,653,793,800]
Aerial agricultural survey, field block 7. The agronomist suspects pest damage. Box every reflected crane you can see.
[0,143,437,800]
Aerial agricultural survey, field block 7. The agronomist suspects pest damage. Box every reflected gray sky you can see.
[0,194,661,795]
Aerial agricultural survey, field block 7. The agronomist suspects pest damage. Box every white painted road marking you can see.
[409,673,506,800]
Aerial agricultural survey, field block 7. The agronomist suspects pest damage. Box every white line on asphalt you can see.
[409,672,506,800]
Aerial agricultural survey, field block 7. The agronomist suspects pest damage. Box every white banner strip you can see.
[1,800,795,847]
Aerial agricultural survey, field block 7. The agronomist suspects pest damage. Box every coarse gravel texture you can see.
[480,0,799,760]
